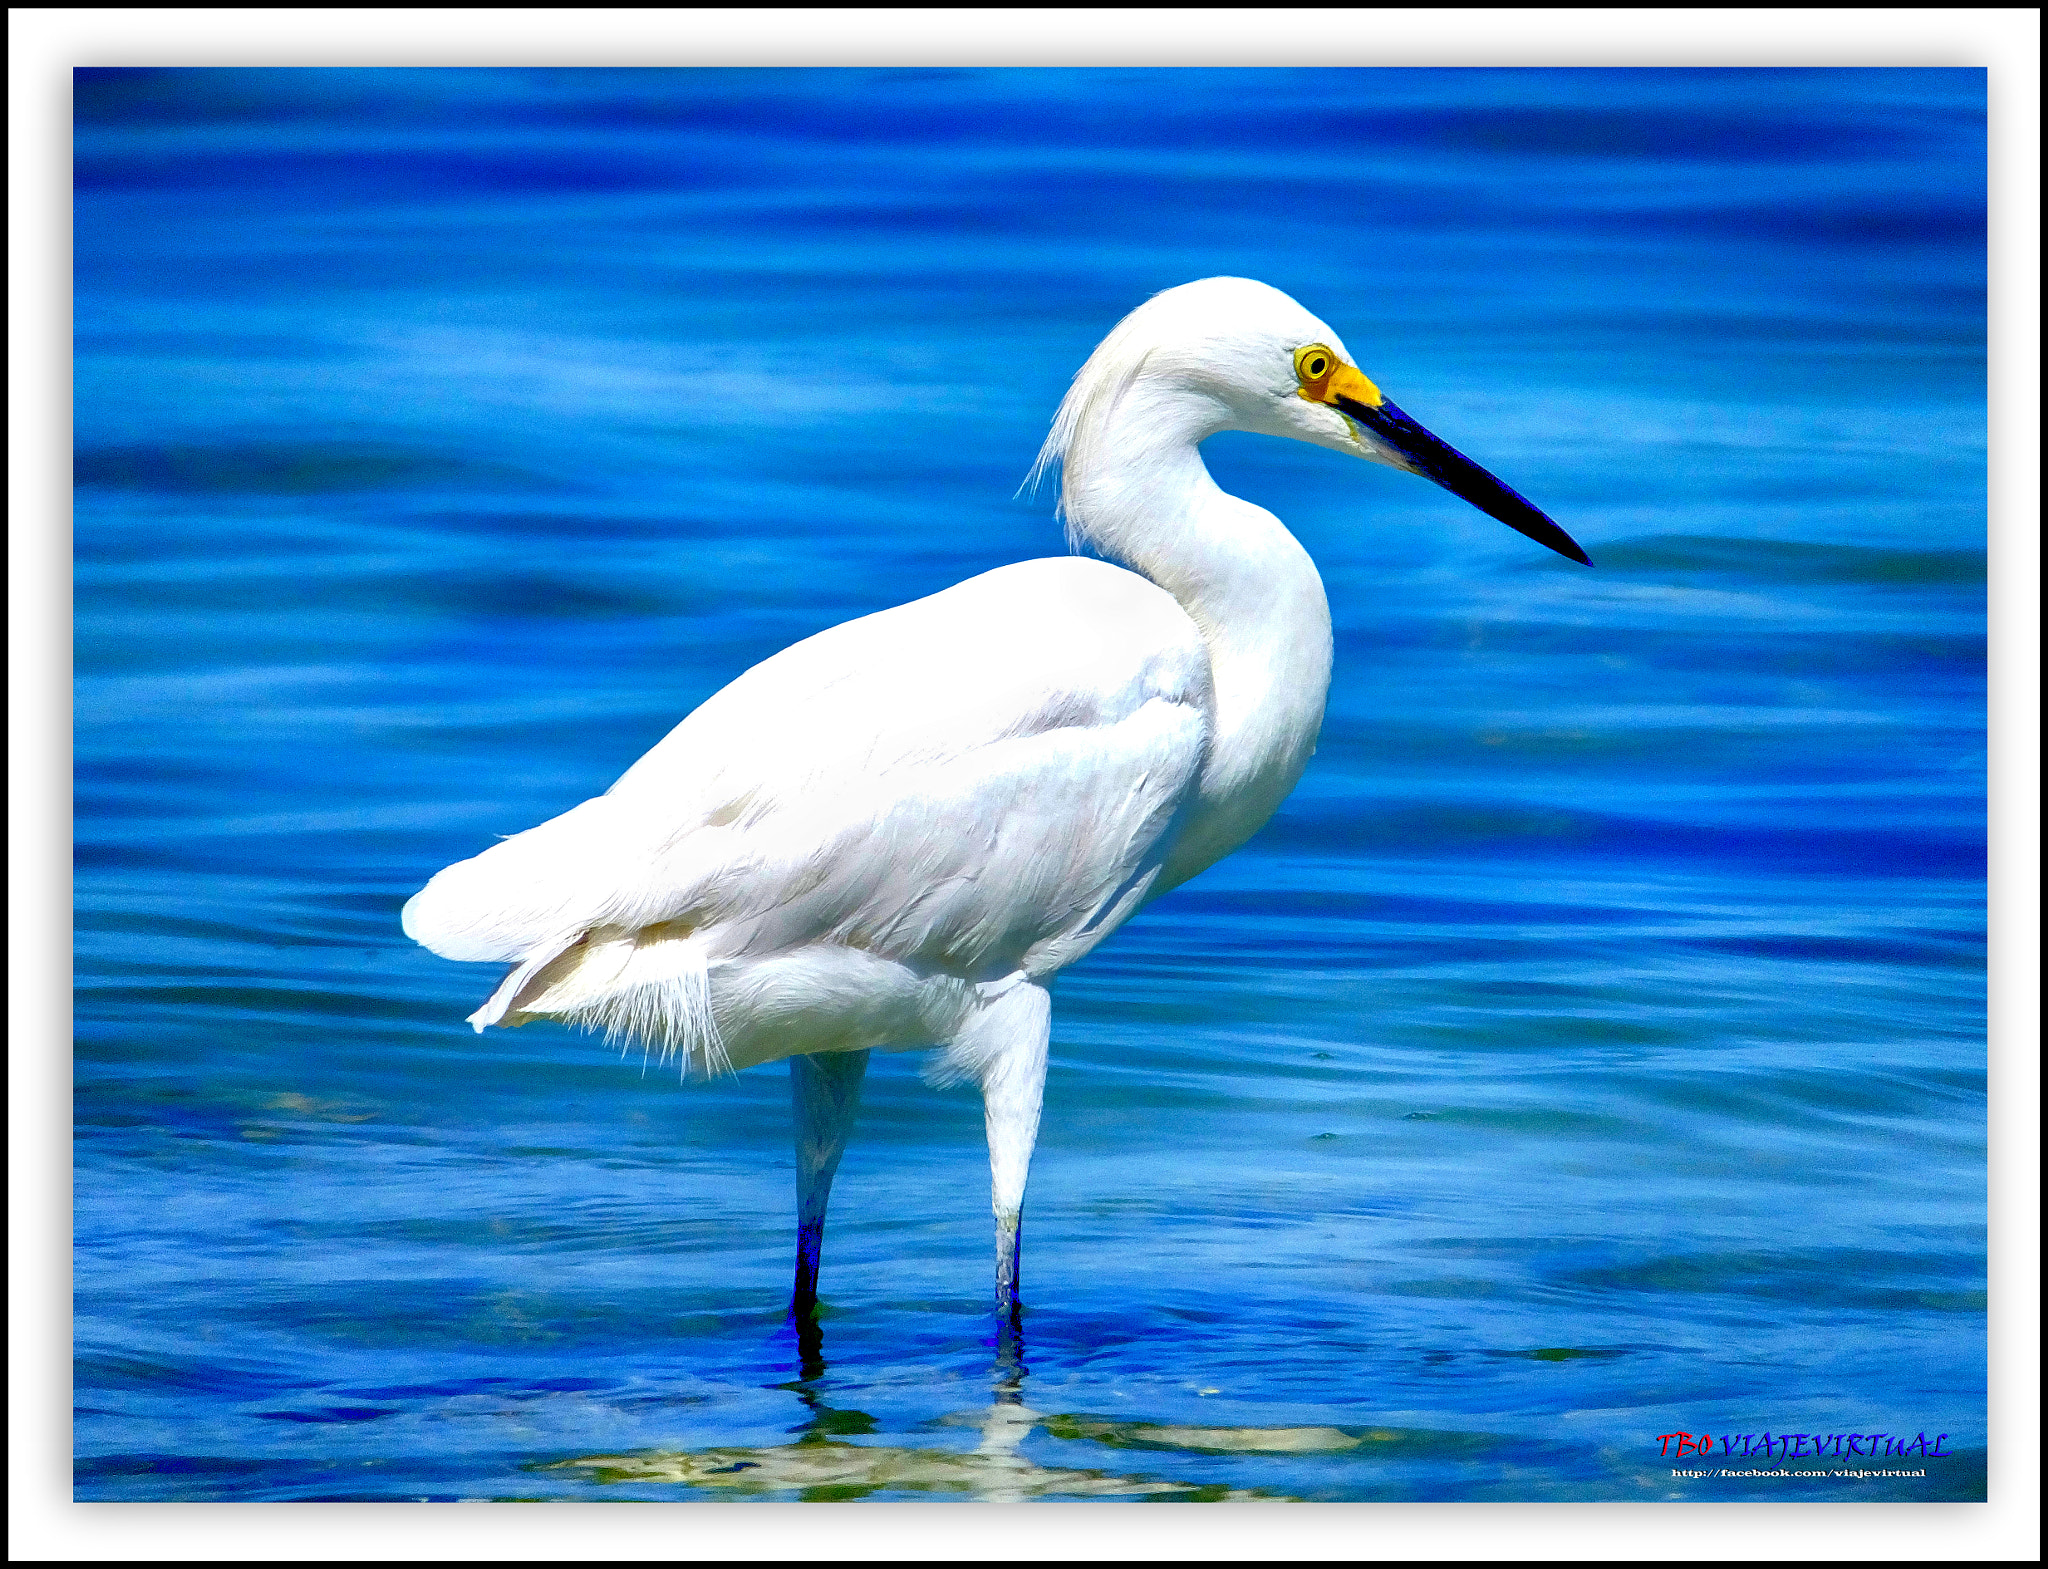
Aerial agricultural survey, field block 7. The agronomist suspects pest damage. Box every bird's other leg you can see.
[959,982,1050,1346]
[790,1048,869,1332]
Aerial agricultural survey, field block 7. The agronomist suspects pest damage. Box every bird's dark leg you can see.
[789,1048,869,1330]
[993,1205,1028,1390]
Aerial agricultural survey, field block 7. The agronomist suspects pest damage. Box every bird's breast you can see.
[1155,571,1333,892]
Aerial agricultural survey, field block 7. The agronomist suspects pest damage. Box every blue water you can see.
[74,68,1986,1502]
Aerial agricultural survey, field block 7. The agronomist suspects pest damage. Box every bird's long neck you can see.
[1060,389,1334,890]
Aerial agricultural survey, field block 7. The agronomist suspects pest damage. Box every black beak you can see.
[1333,394,1592,566]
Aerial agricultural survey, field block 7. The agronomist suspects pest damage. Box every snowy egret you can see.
[402,277,1589,1328]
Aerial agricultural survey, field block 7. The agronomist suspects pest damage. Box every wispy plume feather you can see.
[579,952,730,1081]
[1021,290,1169,549]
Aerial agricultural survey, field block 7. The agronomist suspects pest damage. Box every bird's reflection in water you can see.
[780,1314,878,1445]
[553,1313,1273,1500]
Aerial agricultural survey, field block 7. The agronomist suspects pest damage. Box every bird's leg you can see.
[789,1048,869,1330]
[969,983,1050,1341]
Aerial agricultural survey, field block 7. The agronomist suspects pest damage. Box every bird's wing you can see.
[402,555,1212,993]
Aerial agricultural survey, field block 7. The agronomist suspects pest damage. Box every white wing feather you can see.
[402,556,1212,1035]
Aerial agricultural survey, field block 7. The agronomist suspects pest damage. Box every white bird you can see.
[402,277,1589,1329]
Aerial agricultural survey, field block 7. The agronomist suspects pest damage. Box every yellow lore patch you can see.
[1293,342,1384,408]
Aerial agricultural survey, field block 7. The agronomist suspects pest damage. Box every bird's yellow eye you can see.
[1294,345,1334,385]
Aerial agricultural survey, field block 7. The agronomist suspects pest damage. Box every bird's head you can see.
[1035,276,1591,566]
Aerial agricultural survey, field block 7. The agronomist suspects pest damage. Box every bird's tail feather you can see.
[469,923,730,1079]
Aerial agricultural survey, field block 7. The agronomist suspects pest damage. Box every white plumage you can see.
[403,555,1212,1069]
[403,276,1587,1325]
